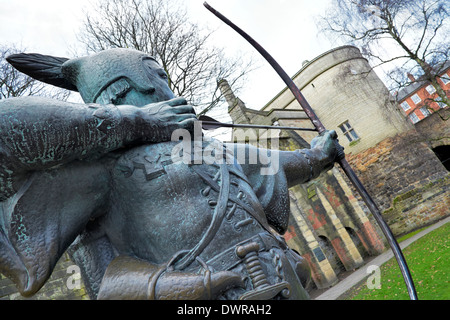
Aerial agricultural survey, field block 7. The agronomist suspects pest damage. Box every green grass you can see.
[343,222,450,300]
[396,226,430,243]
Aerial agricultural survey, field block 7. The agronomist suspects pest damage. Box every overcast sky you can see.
[0,0,338,111]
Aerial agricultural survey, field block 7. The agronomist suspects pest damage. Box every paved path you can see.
[314,216,450,300]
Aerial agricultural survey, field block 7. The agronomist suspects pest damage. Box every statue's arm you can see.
[225,130,338,188]
[0,96,195,199]
[224,131,337,234]
[278,131,338,188]
[0,96,196,169]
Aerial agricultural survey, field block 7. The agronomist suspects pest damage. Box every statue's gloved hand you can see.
[310,130,341,171]
[121,97,197,143]
[142,97,197,142]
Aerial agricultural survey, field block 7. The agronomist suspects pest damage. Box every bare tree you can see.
[318,0,450,107]
[1,44,71,100]
[77,0,254,115]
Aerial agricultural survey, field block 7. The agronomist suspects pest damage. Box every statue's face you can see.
[104,58,175,107]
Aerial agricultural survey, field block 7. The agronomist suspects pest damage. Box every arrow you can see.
[204,2,418,300]
[199,115,318,132]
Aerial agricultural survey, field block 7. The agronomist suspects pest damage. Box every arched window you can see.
[318,236,345,275]
[345,227,368,259]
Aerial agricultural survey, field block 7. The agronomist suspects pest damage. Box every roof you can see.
[259,45,364,112]
[396,60,450,101]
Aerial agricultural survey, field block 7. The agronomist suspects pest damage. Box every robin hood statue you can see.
[0,48,338,300]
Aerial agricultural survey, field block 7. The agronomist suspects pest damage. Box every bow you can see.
[203,2,418,300]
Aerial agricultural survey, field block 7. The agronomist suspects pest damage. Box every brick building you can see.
[397,62,450,125]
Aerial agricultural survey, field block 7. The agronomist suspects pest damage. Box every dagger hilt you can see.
[236,242,269,289]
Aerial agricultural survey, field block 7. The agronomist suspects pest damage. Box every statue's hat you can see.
[6,48,166,104]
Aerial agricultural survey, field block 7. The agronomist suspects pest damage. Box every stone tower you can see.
[260,45,449,235]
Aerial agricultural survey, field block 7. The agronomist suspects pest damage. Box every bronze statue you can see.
[0,48,338,300]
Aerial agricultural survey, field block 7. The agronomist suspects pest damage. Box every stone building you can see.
[220,45,449,290]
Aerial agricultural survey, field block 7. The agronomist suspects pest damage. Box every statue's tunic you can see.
[98,141,310,299]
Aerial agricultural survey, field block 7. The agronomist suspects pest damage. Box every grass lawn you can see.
[343,222,449,300]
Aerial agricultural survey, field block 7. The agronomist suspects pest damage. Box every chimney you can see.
[407,73,416,82]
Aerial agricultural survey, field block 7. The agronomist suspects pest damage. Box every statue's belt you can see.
[174,163,272,270]
[204,232,293,300]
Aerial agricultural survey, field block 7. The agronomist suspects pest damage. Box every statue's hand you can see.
[138,97,197,142]
[310,130,341,169]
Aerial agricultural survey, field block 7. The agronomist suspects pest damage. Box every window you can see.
[425,85,436,94]
[436,97,447,109]
[409,112,419,124]
[411,94,421,104]
[441,73,450,85]
[400,101,411,111]
[338,121,359,142]
[420,107,430,117]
